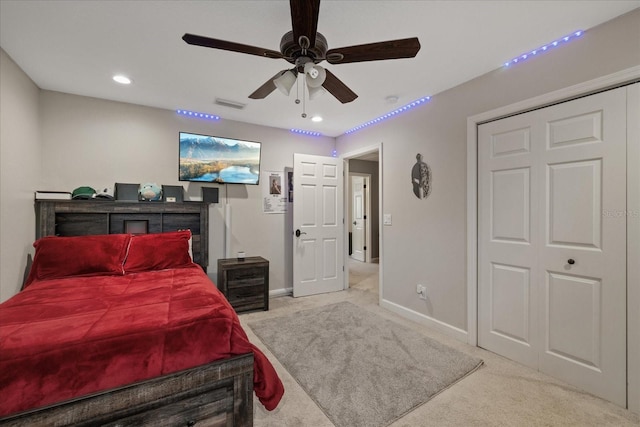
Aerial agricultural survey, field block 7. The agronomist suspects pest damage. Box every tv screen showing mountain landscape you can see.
[179,132,261,184]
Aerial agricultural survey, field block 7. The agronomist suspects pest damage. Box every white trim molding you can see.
[626,82,640,414]
[381,298,469,343]
[270,288,292,298]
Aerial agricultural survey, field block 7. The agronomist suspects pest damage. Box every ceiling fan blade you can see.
[182,33,284,59]
[290,0,320,48]
[322,69,357,104]
[248,71,287,99]
[326,37,421,64]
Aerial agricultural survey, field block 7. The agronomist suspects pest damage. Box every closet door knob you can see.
[567,259,575,265]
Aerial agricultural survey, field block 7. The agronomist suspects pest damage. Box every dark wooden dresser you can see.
[34,200,209,270]
[217,257,269,313]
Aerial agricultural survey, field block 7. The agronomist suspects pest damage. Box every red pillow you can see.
[25,234,130,286]
[124,230,193,273]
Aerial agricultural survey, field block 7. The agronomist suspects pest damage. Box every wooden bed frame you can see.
[0,353,254,426]
[0,200,256,426]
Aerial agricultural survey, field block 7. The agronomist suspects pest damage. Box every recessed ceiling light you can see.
[113,75,132,85]
[311,116,323,122]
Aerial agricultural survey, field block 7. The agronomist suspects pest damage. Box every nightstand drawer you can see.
[228,267,265,281]
[226,292,265,313]
[228,276,265,289]
[228,283,265,299]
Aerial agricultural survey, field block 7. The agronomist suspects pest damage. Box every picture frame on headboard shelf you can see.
[162,185,184,203]
[114,183,140,202]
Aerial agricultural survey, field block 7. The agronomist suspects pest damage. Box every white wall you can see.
[336,9,640,335]
[0,49,41,302]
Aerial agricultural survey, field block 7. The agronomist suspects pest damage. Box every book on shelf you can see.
[35,191,72,200]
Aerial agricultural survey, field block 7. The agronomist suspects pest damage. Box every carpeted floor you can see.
[249,301,482,427]
[239,259,640,426]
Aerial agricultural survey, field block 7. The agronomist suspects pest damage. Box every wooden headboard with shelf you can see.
[34,200,209,271]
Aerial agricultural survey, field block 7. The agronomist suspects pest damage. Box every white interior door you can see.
[478,87,627,406]
[478,110,540,368]
[351,175,366,262]
[293,153,344,297]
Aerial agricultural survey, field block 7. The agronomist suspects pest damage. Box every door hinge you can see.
[364,246,367,251]
[364,215,367,220]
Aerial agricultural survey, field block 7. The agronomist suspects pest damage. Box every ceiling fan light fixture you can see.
[274,70,298,95]
[307,84,326,100]
[304,62,326,88]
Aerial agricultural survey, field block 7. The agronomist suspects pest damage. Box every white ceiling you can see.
[1,1,638,137]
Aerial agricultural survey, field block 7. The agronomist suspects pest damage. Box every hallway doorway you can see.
[342,145,381,301]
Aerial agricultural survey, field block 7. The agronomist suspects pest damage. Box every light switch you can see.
[383,214,392,225]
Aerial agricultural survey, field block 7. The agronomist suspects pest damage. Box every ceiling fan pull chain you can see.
[295,73,301,105]
[301,82,307,118]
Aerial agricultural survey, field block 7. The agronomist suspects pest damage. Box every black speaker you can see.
[202,187,219,204]
[162,185,184,202]
[115,183,140,202]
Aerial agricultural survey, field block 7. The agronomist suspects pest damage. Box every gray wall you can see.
[336,9,640,332]
[337,13,640,410]
[0,49,41,302]
[0,67,335,301]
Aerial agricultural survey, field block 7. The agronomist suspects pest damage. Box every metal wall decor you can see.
[411,153,432,199]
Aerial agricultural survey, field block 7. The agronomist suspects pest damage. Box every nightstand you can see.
[217,256,269,313]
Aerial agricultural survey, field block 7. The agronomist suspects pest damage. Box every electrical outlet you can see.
[417,284,427,300]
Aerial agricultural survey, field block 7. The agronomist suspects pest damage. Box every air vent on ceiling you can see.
[214,98,246,110]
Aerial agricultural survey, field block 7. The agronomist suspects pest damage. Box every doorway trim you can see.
[466,65,640,411]
[341,143,383,304]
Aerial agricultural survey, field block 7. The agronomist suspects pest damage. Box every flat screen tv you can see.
[179,132,261,185]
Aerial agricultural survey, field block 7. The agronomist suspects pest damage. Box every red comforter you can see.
[0,265,284,416]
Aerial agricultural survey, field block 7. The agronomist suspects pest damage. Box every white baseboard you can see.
[380,298,469,343]
[270,288,292,298]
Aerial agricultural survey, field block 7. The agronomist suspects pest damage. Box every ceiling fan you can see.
[182,0,420,105]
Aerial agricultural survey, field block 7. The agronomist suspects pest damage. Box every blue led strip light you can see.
[176,109,221,120]
[290,128,322,137]
[504,30,584,67]
[344,96,432,134]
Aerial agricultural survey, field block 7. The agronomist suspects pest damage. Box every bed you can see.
[0,230,284,426]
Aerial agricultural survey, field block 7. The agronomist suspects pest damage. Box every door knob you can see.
[295,229,307,237]
[353,221,357,225]
[567,259,575,265]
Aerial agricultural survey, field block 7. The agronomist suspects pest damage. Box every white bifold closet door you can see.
[478,86,627,406]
